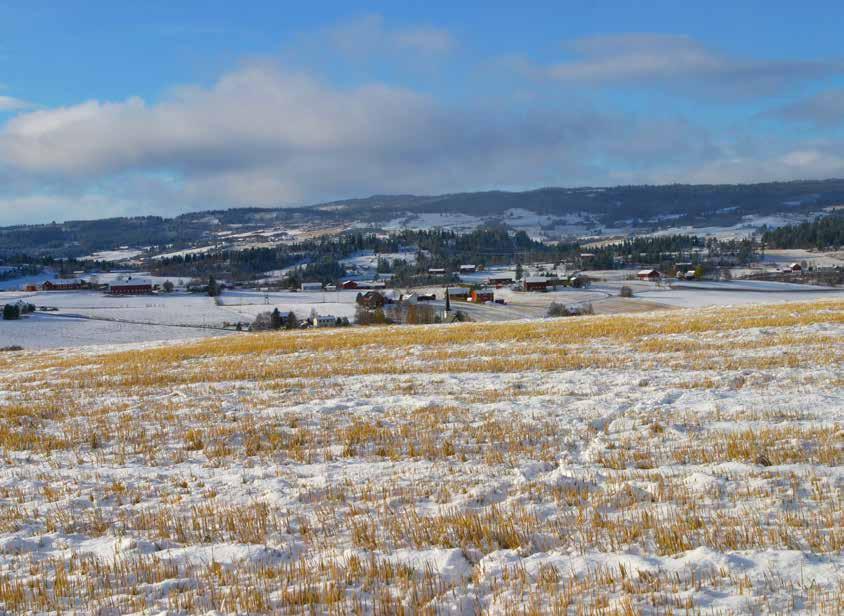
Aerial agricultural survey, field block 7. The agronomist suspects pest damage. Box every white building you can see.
[301,282,323,291]
[446,287,469,298]
[312,314,337,328]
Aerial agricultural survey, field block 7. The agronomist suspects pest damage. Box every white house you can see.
[312,314,337,327]
[446,287,469,298]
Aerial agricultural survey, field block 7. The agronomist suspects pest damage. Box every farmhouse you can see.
[356,291,387,309]
[471,289,494,303]
[427,268,446,275]
[301,282,323,291]
[311,314,337,328]
[637,269,661,281]
[523,277,548,292]
[459,264,477,273]
[108,280,154,295]
[788,262,803,272]
[685,270,697,280]
[41,279,85,291]
[487,275,513,285]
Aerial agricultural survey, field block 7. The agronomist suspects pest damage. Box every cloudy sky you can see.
[1,1,844,225]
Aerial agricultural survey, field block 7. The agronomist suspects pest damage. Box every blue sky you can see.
[1,1,844,224]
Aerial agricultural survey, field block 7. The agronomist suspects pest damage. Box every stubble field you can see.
[0,300,841,614]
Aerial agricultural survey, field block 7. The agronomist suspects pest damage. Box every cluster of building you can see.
[29,278,157,295]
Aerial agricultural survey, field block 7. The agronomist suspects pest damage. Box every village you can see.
[2,246,843,349]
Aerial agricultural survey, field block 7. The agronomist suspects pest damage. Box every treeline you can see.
[0,254,118,278]
[150,227,759,284]
[151,227,571,281]
[0,217,209,257]
[761,214,844,249]
[583,235,756,269]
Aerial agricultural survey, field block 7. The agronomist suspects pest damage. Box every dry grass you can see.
[0,299,841,613]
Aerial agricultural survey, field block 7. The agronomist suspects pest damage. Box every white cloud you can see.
[324,14,456,57]
[0,62,618,218]
[766,89,844,128]
[0,95,31,111]
[532,34,844,99]
[2,55,844,225]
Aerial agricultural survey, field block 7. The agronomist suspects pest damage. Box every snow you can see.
[649,211,825,240]
[632,280,844,308]
[380,209,602,240]
[0,300,841,612]
[0,312,229,348]
[382,212,484,232]
[80,249,144,261]
[339,250,416,274]
[0,289,362,349]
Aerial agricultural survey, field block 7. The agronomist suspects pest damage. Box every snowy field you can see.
[0,300,840,613]
[0,313,231,349]
[632,279,844,308]
[0,289,360,349]
[648,212,824,240]
[5,281,844,350]
[80,249,144,262]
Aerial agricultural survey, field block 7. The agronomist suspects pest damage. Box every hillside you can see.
[3,178,844,257]
[0,300,841,613]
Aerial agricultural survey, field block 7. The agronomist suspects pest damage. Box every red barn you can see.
[637,269,661,281]
[42,279,84,291]
[487,275,514,286]
[523,277,548,292]
[471,289,494,303]
[108,280,154,295]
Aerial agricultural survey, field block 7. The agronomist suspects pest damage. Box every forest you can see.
[761,214,844,249]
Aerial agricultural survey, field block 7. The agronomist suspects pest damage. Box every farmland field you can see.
[0,300,841,613]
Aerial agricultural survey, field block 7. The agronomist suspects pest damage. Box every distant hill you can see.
[3,179,844,257]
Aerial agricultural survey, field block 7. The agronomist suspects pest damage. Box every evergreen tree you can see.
[270,308,283,330]
[2,304,20,320]
[207,275,219,297]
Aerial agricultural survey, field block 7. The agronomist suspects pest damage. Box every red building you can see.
[108,281,154,295]
[42,279,84,291]
[487,275,514,286]
[637,269,661,281]
[523,277,548,292]
[471,289,494,303]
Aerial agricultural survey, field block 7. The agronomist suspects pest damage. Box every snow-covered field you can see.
[0,290,360,349]
[5,281,844,350]
[632,279,844,308]
[80,249,144,262]
[0,313,231,349]
[648,212,824,240]
[0,300,840,613]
